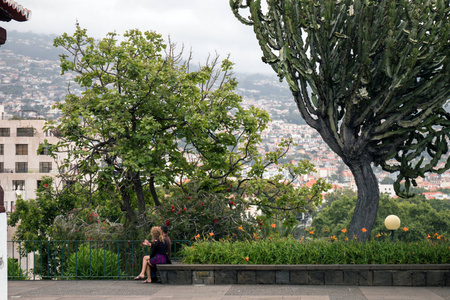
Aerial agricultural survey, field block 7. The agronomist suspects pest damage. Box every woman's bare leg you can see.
[145,264,152,282]
[137,255,150,278]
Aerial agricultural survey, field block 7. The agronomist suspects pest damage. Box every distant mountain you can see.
[0,31,301,121]
[1,31,63,61]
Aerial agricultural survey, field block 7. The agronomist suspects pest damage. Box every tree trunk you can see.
[119,184,138,226]
[149,176,161,206]
[347,160,380,240]
[132,171,146,215]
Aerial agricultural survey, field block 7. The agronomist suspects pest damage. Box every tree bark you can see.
[149,176,161,206]
[347,160,380,240]
[119,184,138,226]
[132,171,146,215]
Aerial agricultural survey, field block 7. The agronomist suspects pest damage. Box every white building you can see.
[0,117,65,212]
[0,105,66,246]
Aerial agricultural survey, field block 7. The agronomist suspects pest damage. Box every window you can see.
[0,128,10,137]
[37,180,49,188]
[0,144,3,155]
[15,162,28,173]
[39,143,51,155]
[12,180,25,191]
[17,127,34,137]
[15,144,28,155]
[39,162,52,173]
[0,162,3,173]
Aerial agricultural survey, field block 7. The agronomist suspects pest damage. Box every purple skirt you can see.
[150,254,167,265]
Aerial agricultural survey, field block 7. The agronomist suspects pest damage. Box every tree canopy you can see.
[231,0,450,239]
[42,25,330,235]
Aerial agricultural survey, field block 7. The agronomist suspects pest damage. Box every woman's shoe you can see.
[142,279,152,284]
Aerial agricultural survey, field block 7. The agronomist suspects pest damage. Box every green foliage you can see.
[312,191,450,242]
[181,238,449,265]
[49,24,276,229]
[64,244,124,279]
[8,177,78,241]
[8,258,27,280]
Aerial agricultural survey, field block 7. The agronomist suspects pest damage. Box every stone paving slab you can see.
[7,280,450,300]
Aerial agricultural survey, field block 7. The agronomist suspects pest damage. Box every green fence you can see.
[7,240,190,280]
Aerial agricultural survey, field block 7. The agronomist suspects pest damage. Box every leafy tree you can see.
[8,176,126,241]
[47,25,330,233]
[231,0,450,239]
[8,177,78,241]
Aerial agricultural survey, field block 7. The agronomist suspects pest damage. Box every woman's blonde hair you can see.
[151,226,164,242]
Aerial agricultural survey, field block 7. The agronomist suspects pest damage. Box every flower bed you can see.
[181,239,449,265]
[158,239,449,286]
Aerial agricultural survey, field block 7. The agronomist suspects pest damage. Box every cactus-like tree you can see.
[231,0,450,239]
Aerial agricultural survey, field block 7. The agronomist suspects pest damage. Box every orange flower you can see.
[341,228,347,233]
[244,256,249,261]
[437,235,442,240]
[361,228,367,233]
[309,230,315,235]
[330,235,336,241]
[209,232,214,236]
[195,234,200,239]
[376,233,381,238]
[427,234,431,239]
[271,223,276,228]
[402,227,409,232]
[238,226,244,231]
[344,237,348,242]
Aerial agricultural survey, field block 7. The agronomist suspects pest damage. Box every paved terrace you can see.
[8,280,450,299]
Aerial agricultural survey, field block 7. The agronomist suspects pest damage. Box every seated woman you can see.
[134,226,169,283]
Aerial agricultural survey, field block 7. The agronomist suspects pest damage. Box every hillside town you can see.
[1,33,450,201]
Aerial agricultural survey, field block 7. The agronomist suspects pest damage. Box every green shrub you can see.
[8,258,27,280]
[181,238,450,264]
[64,244,124,279]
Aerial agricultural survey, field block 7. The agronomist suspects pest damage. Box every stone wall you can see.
[158,264,450,286]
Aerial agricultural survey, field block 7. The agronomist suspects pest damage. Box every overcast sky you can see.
[5,0,274,74]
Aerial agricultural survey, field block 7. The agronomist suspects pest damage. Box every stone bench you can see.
[158,263,450,286]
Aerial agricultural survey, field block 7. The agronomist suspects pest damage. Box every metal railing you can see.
[7,240,191,280]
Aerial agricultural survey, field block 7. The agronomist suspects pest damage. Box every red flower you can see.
[188,196,191,200]
[172,209,175,212]
[183,207,187,211]
[214,219,218,223]
[43,183,48,188]
[171,205,175,209]
[165,221,170,226]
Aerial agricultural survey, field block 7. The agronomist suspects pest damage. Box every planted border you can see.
[181,239,449,265]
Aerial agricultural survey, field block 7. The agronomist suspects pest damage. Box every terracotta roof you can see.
[0,0,31,22]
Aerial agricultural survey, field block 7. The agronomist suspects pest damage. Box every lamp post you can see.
[384,215,401,242]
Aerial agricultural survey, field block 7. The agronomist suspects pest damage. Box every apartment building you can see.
[0,111,65,213]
